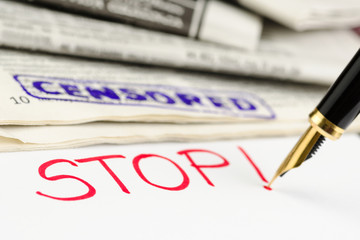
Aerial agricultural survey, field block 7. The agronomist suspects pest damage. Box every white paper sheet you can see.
[0,134,359,239]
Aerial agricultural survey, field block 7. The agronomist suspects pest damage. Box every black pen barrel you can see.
[317,48,360,129]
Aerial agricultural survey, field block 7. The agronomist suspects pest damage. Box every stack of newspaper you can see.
[0,0,359,151]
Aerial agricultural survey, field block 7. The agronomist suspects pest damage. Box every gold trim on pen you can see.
[309,109,344,140]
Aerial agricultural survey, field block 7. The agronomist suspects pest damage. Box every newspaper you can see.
[1,0,359,84]
[0,121,315,152]
[238,0,360,31]
[0,48,328,125]
[259,21,360,69]
[18,0,263,50]
[1,117,360,152]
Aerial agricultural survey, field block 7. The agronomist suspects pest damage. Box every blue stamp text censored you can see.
[13,75,276,119]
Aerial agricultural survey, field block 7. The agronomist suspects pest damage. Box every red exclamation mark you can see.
[238,147,272,191]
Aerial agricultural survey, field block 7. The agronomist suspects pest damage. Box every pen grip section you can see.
[317,48,360,129]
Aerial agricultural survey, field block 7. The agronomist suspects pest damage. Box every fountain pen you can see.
[267,48,360,188]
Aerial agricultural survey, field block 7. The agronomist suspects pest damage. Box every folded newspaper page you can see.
[18,0,263,50]
[258,21,360,78]
[0,121,318,152]
[1,0,359,84]
[238,0,360,31]
[1,119,360,152]
[0,48,328,125]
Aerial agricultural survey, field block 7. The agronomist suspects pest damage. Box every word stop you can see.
[36,147,267,201]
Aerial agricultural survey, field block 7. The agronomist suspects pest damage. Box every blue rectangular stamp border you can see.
[13,74,276,120]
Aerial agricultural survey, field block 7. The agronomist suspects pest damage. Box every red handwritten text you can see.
[37,147,268,201]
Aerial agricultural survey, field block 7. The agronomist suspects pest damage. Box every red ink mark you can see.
[133,154,190,191]
[263,186,272,191]
[177,149,229,187]
[75,155,130,194]
[238,146,268,183]
[36,159,96,201]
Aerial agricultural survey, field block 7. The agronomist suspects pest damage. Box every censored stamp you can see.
[13,74,276,119]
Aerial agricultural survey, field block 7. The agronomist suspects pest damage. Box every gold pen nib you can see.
[267,125,322,188]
